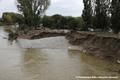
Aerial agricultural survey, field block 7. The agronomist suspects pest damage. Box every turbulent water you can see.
[0,26,120,80]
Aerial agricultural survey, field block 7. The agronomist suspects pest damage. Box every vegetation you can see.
[82,0,92,29]
[68,19,79,30]
[41,14,84,30]
[8,31,18,40]
[2,12,23,25]
[17,0,50,29]
[0,18,4,26]
[41,15,52,28]
[82,0,120,34]
[111,0,120,34]
[94,0,110,31]
[1,0,120,41]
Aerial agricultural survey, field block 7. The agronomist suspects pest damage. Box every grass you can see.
[78,31,120,39]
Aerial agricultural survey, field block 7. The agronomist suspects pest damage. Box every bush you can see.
[68,20,79,30]
[18,24,28,30]
[8,31,18,40]
[41,15,52,28]
[0,22,4,26]
[2,12,23,25]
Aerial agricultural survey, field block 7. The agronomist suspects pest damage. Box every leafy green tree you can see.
[75,17,86,30]
[0,18,4,26]
[2,12,23,24]
[51,14,63,29]
[59,16,67,29]
[11,13,24,24]
[41,15,68,29]
[2,13,13,24]
[111,0,120,34]
[17,0,50,29]
[41,15,52,28]
[68,20,79,30]
[94,0,110,31]
[66,16,75,23]
[82,0,92,29]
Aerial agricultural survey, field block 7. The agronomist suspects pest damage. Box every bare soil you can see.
[19,29,69,39]
[19,30,120,63]
[66,31,120,63]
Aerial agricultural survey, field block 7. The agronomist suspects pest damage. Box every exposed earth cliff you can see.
[17,30,120,63]
[66,31,120,63]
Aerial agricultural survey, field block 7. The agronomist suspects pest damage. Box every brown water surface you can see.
[0,26,120,80]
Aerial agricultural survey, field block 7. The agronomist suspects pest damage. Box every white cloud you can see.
[0,0,84,17]
[0,0,18,17]
[46,0,83,17]
[52,0,61,3]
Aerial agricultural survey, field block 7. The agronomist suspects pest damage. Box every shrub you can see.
[8,31,18,40]
[68,20,79,30]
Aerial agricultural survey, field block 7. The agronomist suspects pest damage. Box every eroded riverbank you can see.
[66,31,120,64]
[1,26,120,80]
[17,29,120,64]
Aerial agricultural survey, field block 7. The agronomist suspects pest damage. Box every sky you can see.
[0,0,83,17]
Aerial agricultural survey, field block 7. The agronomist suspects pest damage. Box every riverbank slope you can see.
[66,31,120,63]
[17,30,120,63]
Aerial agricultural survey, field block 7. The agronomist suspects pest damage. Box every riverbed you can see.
[0,26,120,80]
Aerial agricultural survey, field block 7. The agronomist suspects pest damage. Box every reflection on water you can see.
[0,26,120,80]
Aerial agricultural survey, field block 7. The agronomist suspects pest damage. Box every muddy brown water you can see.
[0,26,120,80]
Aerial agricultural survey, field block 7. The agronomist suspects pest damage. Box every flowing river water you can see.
[0,26,120,80]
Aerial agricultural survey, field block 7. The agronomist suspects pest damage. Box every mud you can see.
[19,30,69,39]
[19,30,120,63]
[31,31,68,39]
[66,31,120,63]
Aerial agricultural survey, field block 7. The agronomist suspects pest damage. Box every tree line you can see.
[82,0,120,34]
[2,12,85,30]
[41,14,85,30]
[2,0,120,34]
[2,12,23,25]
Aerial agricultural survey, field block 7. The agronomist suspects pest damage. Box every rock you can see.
[3,37,7,39]
[117,60,120,64]
[18,36,69,49]
[68,47,72,49]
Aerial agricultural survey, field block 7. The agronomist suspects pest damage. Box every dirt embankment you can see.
[19,30,120,63]
[31,31,68,39]
[66,31,120,63]
[19,30,69,39]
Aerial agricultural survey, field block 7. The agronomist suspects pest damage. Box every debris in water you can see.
[117,60,120,64]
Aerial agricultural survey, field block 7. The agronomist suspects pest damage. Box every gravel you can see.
[18,36,69,49]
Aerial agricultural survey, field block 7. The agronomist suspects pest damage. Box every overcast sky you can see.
[0,0,83,17]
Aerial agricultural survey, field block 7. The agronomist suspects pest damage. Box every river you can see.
[0,26,120,80]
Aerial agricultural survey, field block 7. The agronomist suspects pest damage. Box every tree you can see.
[111,0,120,34]
[41,15,68,29]
[41,15,52,28]
[75,17,86,30]
[2,12,24,24]
[11,13,24,24]
[2,14,12,24]
[51,14,62,29]
[59,16,67,29]
[68,20,79,30]
[17,0,50,29]
[94,0,110,31]
[82,0,92,29]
